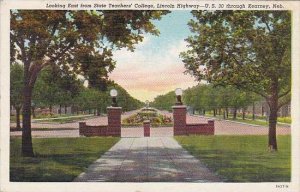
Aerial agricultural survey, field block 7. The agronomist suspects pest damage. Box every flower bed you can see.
[122,109,172,127]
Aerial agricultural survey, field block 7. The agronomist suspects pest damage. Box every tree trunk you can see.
[97,108,100,116]
[268,80,279,151]
[71,105,74,114]
[223,109,226,119]
[49,105,52,115]
[233,108,237,120]
[252,102,255,120]
[31,106,36,118]
[65,105,67,114]
[22,85,34,157]
[242,109,246,120]
[226,108,229,118]
[262,106,264,117]
[268,107,278,151]
[16,106,21,129]
[203,109,206,115]
[59,104,62,115]
[213,109,216,117]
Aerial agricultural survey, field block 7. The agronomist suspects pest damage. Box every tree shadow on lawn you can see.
[10,137,119,182]
[10,152,104,182]
[184,146,291,182]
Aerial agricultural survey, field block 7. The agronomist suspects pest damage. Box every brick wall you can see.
[186,120,214,135]
[173,105,215,135]
[79,107,122,137]
[79,122,107,137]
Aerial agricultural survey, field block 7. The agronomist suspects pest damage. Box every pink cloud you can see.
[110,64,197,96]
[109,40,198,101]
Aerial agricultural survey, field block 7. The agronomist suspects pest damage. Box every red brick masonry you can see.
[173,106,187,135]
[173,105,215,136]
[107,107,122,136]
[79,107,122,137]
[143,120,150,137]
[79,122,107,136]
[186,120,215,135]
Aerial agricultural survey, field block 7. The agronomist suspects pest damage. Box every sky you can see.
[110,11,198,102]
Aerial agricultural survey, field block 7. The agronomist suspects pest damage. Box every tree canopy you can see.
[181,11,291,150]
[10,10,169,156]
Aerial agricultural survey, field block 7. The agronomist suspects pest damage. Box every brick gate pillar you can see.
[207,120,215,135]
[107,107,122,137]
[172,105,187,135]
[143,120,150,137]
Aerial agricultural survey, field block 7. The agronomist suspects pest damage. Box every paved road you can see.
[10,110,290,138]
[10,110,138,129]
[73,137,221,182]
[188,115,290,135]
[159,111,290,135]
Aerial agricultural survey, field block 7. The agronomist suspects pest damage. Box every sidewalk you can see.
[73,137,221,182]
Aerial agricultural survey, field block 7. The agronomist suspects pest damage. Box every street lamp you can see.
[175,88,183,105]
[110,89,118,107]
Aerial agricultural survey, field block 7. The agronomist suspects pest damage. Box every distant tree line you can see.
[150,91,176,112]
[150,84,261,119]
[183,84,260,119]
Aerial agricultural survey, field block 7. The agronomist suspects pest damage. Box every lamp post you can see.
[175,88,183,105]
[110,89,118,107]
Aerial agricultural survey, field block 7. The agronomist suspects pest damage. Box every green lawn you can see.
[36,117,88,124]
[10,114,95,123]
[175,135,291,182]
[10,137,119,182]
[232,118,268,126]
[204,114,290,126]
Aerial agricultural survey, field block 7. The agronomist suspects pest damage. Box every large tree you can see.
[181,11,291,151]
[10,10,169,156]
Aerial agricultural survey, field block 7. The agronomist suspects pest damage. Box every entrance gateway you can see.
[79,105,215,137]
[79,88,214,137]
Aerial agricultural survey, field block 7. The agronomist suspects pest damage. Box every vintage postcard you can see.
[1,0,300,192]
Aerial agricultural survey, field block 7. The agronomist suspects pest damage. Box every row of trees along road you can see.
[183,84,261,120]
[11,63,144,129]
[151,91,176,111]
[180,11,291,151]
[11,10,169,157]
[150,84,260,119]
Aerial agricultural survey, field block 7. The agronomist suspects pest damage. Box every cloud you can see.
[110,39,197,101]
